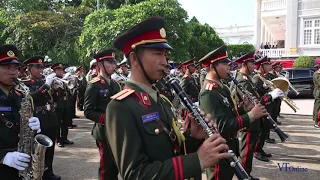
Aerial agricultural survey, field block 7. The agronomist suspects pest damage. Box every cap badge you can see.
[59,64,63,67]
[160,28,166,38]
[7,51,15,57]
[38,59,43,63]
[112,52,115,57]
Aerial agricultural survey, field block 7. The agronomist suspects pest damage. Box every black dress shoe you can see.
[249,175,260,180]
[254,153,269,162]
[57,142,64,147]
[63,139,74,144]
[261,150,272,158]
[44,174,61,180]
[265,138,275,144]
[73,115,80,118]
[71,124,77,128]
[314,124,320,129]
[276,121,282,125]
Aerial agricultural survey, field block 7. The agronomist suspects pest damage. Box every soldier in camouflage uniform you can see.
[84,49,121,180]
[199,45,267,180]
[105,16,231,180]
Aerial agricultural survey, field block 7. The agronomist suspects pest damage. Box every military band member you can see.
[22,56,61,180]
[117,58,130,77]
[313,65,320,129]
[84,49,121,180]
[106,16,231,180]
[51,63,74,147]
[233,51,283,179]
[76,66,86,111]
[272,62,284,120]
[198,45,267,180]
[86,59,98,82]
[0,44,41,180]
[18,65,28,80]
[268,62,282,125]
[155,63,174,102]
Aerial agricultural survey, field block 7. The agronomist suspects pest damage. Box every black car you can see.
[281,68,314,98]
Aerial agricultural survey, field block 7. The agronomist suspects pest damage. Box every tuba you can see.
[16,80,53,180]
[256,72,299,113]
[276,71,300,96]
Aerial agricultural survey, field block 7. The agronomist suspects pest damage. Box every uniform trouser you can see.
[77,89,85,110]
[56,107,69,141]
[41,126,57,178]
[96,140,118,180]
[206,138,239,180]
[0,165,21,180]
[313,98,320,126]
[71,92,77,116]
[239,131,260,174]
[274,99,282,118]
[254,120,270,154]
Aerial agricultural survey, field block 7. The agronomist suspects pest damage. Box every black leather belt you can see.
[0,114,18,131]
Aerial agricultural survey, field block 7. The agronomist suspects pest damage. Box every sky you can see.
[177,0,254,28]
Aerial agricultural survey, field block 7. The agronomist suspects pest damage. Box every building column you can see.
[285,0,298,51]
[254,0,262,49]
[261,22,265,44]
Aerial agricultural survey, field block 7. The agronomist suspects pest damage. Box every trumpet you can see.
[52,77,76,90]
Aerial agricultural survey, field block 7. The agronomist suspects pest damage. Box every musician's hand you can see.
[190,111,214,139]
[45,73,56,86]
[250,103,268,120]
[268,88,284,100]
[3,152,30,170]
[243,95,254,110]
[197,134,231,168]
[28,117,41,133]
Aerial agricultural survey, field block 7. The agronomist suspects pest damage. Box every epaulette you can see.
[205,81,218,91]
[89,77,100,84]
[110,89,135,100]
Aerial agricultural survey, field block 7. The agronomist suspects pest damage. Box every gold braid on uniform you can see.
[223,84,239,116]
[159,94,186,154]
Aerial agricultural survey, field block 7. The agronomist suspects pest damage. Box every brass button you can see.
[154,128,160,134]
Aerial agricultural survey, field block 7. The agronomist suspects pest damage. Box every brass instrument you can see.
[276,71,300,96]
[16,80,53,180]
[255,71,299,112]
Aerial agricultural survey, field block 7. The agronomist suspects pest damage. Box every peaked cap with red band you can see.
[113,16,173,55]
[181,59,195,68]
[93,49,116,62]
[272,62,282,68]
[23,56,45,66]
[255,56,270,68]
[198,44,231,68]
[51,63,64,70]
[234,50,255,65]
[0,44,21,65]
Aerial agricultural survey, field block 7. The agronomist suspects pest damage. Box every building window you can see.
[303,19,320,45]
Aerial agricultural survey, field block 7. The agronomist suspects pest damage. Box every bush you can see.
[227,44,255,59]
[293,56,315,68]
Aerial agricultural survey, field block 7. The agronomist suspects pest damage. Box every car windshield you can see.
[292,69,312,78]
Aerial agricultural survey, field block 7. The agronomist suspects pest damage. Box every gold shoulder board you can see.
[110,89,135,100]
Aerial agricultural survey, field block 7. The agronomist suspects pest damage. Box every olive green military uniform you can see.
[55,83,71,144]
[313,69,320,127]
[77,75,87,111]
[180,74,200,131]
[235,72,272,174]
[251,73,273,156]
[84,75,121,180]
[0,87,23,180]
[105,81,203,180]
[199,69,207,89]
[155,78,174,102]
[265,73,281,122]
[200,79,253,180]
[23,79,58,178]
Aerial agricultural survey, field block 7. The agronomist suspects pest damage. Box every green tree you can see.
[187,16,224,60]
[227,44,255,59]
[0,8,11,44]
[78,0,190,64]
[293,56,315,68]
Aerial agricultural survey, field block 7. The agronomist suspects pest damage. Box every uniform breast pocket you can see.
[142,121,162,136]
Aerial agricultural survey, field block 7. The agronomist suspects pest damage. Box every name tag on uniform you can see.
[100,89,109,93]
[0,106,11,111]
[141,112,159,123]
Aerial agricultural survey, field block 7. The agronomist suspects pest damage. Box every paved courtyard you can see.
[53,99,320,180]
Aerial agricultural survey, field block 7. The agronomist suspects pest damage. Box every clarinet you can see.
[228,75,289,142]
[163,72,251,180]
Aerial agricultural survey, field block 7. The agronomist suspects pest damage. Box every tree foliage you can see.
[78,0,190,64]
[227,44,255,59]
[0,8,11,44]
[187,16,224,60]
[293,56,315,68]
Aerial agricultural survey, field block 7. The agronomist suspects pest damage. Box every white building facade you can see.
[255,0,320,58]
[215,25,254,45]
